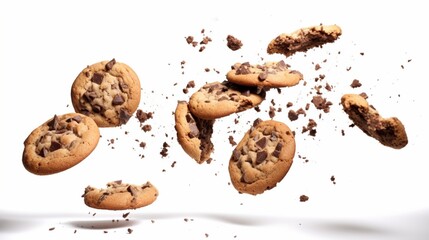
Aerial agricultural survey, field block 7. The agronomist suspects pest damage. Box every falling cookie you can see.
[226,60,303,88]
[22,113,100,175]
[174,101,215,164]
[71,58,141,127]
[341,93,408,149]
[267,24,342,57]
[188,81,265,120]
[229,119,296,195]
[82,180,158,210]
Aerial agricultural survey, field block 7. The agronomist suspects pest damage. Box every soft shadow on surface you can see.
[67,219,139,230]
[0,217,38,233]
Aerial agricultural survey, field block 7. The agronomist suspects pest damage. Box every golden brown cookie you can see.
[341,93,408,149]
[267,24,342,57]
[188,81,265,120]
[71,58,141,127]
[226,60,303,88]
[229,119,295,195]
[174,101,215,164]
[82,180,158,210]
[22,113,100,175]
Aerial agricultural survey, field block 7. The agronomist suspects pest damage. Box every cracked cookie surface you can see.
[22,113,100,175]
[341,93,408,149]
[226,60,303,88]
[267,24,342,57]
[174,101,215,164]
[228,119,295,195]
[82,180,158,210]
[71,58,141,127]
[189,81,265,120]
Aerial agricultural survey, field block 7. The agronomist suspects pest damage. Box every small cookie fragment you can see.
[22,113,100,175]
[267,24,342,57]
[174,101,215,164]
[82,180,158,210]
[341,94,408,149]
[188,81,266,120]
[226,35,243,51]
[226,61,303,88]
[71,58,141,127]
[229,119,295,195]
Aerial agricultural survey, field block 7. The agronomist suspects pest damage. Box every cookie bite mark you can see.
[82,180,158,210]
[71,58,141,127]
[22,113,100,175]
[267,24,342,57]
[341,94,408,149]
[174,101,215,164]
[188,81,266,120]
[229,119,295,195]
[226,60,303,88]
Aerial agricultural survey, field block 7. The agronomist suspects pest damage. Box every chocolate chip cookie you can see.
[71,58,141,127]
[82,180,158,210]
[174,101,215,164]
[267,24,342,57]
[188,81,266,120]
[341,93,408,149]
[229,119,295,195]
[22,113,100,175]
[226,60,303,88]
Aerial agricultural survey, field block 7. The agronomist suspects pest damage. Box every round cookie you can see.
[82,180,158,210]
[341,93,408,149]
[267,24,342,57]
[226,60,303,88]
[189,81,266,120]
[174,101,215,164]
[71,58,141,127]
[22,113,100,175]
[228,119,295,195]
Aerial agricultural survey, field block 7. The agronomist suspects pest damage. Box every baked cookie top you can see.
[174,101,215,164]
[341,94,408,149]
[267,24,342,57]
[226,60,303,88]
[82,180,158,210]
[22,113,100,175]
[71,58,141,127]
[188,81,266,120]
[229,119,295,195]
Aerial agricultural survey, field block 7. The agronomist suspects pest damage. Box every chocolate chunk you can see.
[71,115,82,123]
[127,185,139,198]
[49,141,62,152]
[258,72,268,81]
[91,73,104,84]
[119,108,131,125]
[255,137,267,149]
[39,147,49,157]
[232,148,241,162]
[92,105,103,113]
[288,109,299,121]
[47,115,59,131]
[112,94,125,105]
[256,150,268,164]
[276,60,289,70]
[188,122,199,138]
[83,91,97,102]
[105,58,116,71]
[119,82,129,91]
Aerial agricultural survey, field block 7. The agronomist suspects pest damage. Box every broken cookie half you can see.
[174,101,215,164]
[267,24,342,57]
[341,93,408,149]
[82,180,158,210]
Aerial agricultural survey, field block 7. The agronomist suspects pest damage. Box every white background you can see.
[1,0,428,239]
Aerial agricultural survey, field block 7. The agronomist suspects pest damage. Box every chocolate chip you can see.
[92,105,103,113]
[258,72,268,81]
[185,113,194,123]
[83,91,97,102]
[47,115,59,131]
[256,137,267,149]
[119,108,131,125]
[72,115,82,123]
[112,94,125,105]
[105,58,116,71]
[256,150,268,164]
[119,82,129,91]
[39,147,49,157]
[49,141,62,152]
[188,122,199,138]
[91,73,104,84]
[232,148,241,162]
[127,185,139,197]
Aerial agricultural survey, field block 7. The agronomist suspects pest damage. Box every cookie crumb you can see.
[49,227,55,231]
[127,228,133,234]
[299,195,309,202]
[330,175,336,184]
[350,79,362,88]
[226,35,243,51]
